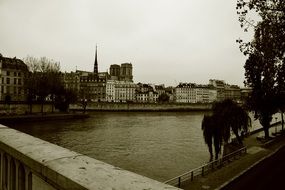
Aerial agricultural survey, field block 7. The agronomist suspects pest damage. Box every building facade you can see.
[154,85,166,97]
[175,83,197,103]
[106,80,137,102]
[209,79,241,102]
[0,55,28,101]
[79,71,108,102]
[136,83,158,103]
[225,85,241,102]
[209,79,226,101]
[175,83,217,103]
[62,71,80,96]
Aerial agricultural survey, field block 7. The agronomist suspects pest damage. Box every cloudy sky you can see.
[0,0,253,86]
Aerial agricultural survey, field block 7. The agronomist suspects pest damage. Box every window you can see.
[7,78,10,84]
[14,78,16,85]
[18,79,21,85]
[14,72,17,76]
[7,71,10,76]
[1,78,4,84]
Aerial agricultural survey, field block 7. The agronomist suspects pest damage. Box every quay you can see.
[70,102,212,112]
[0,124,180,190]
[0,113,89,124]
[177,122,285,190]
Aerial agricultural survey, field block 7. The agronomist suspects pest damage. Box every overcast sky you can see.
[0,0,253,86]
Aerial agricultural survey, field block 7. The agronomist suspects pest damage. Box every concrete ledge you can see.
[0,124,181,190]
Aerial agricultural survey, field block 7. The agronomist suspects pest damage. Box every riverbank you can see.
[70,102,212,112]
[0,112,89,124]
[181,123,285,190]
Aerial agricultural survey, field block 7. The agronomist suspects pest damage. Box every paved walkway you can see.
[221,145,285,190]
[181,123,285,190]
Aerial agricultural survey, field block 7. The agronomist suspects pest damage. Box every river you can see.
[6,111,264,182]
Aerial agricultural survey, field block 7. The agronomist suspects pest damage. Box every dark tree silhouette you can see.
[24,56,63,114]
[202,115,222,161]
[158,93,170,103]
[202,99,251,161]
[55,88,78,112]
[236,0,285,138]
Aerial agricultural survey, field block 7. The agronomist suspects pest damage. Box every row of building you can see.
[0,53,250,103]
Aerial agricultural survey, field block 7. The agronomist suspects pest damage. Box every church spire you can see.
[94,45,98,74]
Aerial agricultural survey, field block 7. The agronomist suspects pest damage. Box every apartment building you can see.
[175,83,217,103]
[0,54,28,101]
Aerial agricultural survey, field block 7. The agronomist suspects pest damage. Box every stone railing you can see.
[0,124,180,190]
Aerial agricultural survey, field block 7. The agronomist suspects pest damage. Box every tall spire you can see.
[94,45,98,74]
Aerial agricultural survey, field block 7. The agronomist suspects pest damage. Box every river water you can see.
[7,111,264,182]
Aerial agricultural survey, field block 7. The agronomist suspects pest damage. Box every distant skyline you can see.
[0,0,253,87]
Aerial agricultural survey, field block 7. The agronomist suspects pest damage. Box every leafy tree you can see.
[236,0,285,138]
[158,93,170,103]
[202,99,251,161]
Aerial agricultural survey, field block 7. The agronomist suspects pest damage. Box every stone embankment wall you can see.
[0,102,212,114]
[71,102,212,111]
[0,103,56,115]
[0,124,181,190]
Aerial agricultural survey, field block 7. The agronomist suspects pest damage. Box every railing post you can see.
[191,171,194,181]
[24,166,32,190]
[202,166,204,176]
[15,160,19,190]
[7,154,11,190]
[178,177,181,188]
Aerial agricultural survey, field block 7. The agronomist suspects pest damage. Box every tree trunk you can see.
[214,136,220,160]
[264,127,270,139]
[281,111,284,131]
[208,145,213,162]
[233,130,243,145]
[260,113,272,139]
